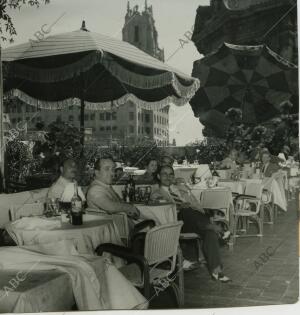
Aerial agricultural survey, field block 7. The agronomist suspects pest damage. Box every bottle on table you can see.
[128,175,136,202]
[70,182,83,225]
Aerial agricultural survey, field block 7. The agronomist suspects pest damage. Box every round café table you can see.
[5,214,123,265]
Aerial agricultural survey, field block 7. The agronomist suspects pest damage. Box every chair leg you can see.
[176,247,184,307]
[264,203,274,225]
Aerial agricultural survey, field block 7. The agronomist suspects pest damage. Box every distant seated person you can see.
[47,159,86,202]
[261,150,280,177]
[160,155,174,167]
[86,158,140,219]
[220,149,238,170]
[135,159,158,184]
[112,165,126,184]
[191,164,212,185]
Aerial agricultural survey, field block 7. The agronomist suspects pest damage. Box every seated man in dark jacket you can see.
[150,165,231,283]
[261,151,280,177]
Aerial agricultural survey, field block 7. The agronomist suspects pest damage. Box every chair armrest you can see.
[133,219,156,234]
[234,194,258,200]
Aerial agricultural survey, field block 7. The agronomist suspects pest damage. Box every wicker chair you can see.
[95,221,184,307]
[233,182,264,240]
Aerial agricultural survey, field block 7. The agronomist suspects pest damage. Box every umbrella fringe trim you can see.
[101,57,200,98]
[6,89,190,111]
[4,51,200,98]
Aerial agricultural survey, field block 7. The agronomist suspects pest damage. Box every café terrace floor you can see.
[150,197,299,309]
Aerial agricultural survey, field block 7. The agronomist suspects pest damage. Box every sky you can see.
[3,0,210,145]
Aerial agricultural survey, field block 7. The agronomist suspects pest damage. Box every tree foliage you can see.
[0,0,49,42]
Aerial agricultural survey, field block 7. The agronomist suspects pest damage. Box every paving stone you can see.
[246,279,270,289]
[237,287,263,299]
[181,199,298,309]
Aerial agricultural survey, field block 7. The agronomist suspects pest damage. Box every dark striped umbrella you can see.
[190,43,298,125]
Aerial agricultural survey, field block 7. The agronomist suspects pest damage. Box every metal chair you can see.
[9,202,44,221]
[96,221,184,307]
[233,182,264,240]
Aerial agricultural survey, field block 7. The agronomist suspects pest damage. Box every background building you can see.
[4,1,170,147]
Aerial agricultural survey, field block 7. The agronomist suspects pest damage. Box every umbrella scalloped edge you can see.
[6,88,192,111]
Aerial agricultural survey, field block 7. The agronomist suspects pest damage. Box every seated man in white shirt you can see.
[151,165,231,283]
[47,159,86,202]
[87,158,140,219]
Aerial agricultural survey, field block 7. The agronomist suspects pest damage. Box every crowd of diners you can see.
[46,146,286,284]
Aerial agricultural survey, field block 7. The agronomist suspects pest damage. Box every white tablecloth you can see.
[218,180,245,194]
[0,247,147,312]
[135,203,177,225]
[5,215,123,261]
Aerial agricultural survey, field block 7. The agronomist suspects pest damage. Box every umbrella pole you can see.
[0,45,5,191]
[80,98,85,156]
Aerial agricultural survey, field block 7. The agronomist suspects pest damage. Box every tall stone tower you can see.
[120,1,169,147]
[122,1,164,61]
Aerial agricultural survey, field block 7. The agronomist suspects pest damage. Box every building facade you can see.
[4,1,170,147]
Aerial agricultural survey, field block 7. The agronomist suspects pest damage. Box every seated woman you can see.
[135,159,158,184]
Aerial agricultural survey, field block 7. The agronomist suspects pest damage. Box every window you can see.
[17,105,22,113]
[106,112,111,120]
[138,126,140,134]
[90,113,95,121]
[134,25,139,42]
[146,127,150,134]
[100,127,105,131]
[84,114,89,120]
[141,114,144,122]
[69,115,73,122]
[26,105,30,112]
[145,113,150,123]
[12,118,16,124]
[112,112,117,120]
[112,126,117,131]
[99,113,105,120]
[129,112,134,121]
[138,112,141,121]
[129,125,134,133]
[78,115,81,121]
[106,126,111,131]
